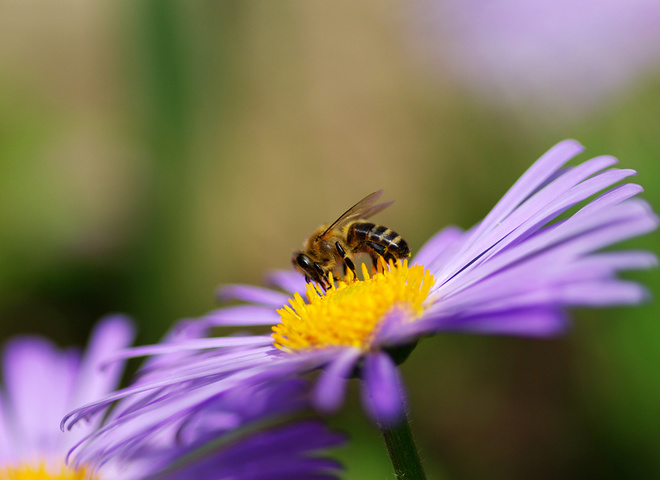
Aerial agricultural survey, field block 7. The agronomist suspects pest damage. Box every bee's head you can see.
[292,251,315,277]
[292,251,328,290]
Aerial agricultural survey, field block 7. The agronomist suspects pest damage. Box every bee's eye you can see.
[294,253,313,271]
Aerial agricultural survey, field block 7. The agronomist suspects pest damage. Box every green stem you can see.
[379,412,427,479]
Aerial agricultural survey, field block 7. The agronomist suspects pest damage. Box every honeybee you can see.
[292,190,410,291]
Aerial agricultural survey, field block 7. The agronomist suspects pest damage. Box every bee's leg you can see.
[311,262,329,292]
[365,241,396,267]
[335,242,356,278]
[303,274,323,296]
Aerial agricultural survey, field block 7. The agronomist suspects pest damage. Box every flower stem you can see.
[379,412,427,479]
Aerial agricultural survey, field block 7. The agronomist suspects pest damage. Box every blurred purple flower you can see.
[63,140,657,438]
[411,0,660,115]
[0,316,133,478]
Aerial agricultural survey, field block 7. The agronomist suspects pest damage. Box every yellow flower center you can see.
[0,462,94,480]
[272,259,435,352]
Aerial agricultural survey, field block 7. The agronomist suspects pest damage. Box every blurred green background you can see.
[1,2,659,479]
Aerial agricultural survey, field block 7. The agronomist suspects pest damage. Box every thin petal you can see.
[373,307,417,346]
[478,168,638,259]
[0,395,10,461]
[435,199,657,305]
[217,284,289,307]
[152,421,344,480]
[68,353,333,467]
[430,307,570,337]
[2,337,79,457]
[582,251,658,271]
[313,348,361,414]
[70,315,135,413]
[412,225,464,267]
[202,305,281,326]
[62,348,275,431]
[455,140,584,262]
[361,353,407,427]
[104,335,274,364]
[573,183,645,218]
[266,269,308,295]
[438,157,624,284]
[558,280,651,306]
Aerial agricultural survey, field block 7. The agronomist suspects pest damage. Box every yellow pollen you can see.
[0,461,95,480]
[272,259,435,352]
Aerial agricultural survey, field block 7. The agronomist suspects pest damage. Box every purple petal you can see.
[216,284,289,307]
[202,305,281,326]
[154,420,344,480]
[438,157,626,284]
[313,348,361,414]
[0,397,11,462]
[412,225,464,267]
[432,306,569,337]
[361,353,407,427]
[104,335,274,364]
[68,353,333,467]
[69,374,268,465]
[70,315,135,417]
[557,280,651,306]
[574,183,647,218]
[456,140,584,258]
[373,307,417,346]
[62,347,276,431]
[2,336,80,458]
[435,199,657,306]
[63,347,329,436]
[553,200,657,256]
[487,167,638,254]
[135,345,275,383]
[582,251,658,271]
[266,269,308,295]
[175,378,310,444]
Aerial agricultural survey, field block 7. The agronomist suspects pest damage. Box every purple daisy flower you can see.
[0,315,133,478]
[62,140,657,440]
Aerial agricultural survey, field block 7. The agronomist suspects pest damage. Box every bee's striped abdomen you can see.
[347,221,410,260]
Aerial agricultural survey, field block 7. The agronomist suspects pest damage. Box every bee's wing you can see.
[318,190,393,238]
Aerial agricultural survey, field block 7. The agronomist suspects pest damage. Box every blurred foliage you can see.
[0,2,659,479]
